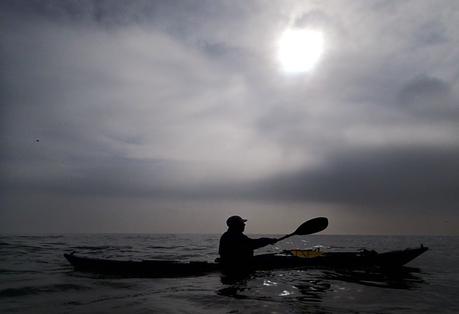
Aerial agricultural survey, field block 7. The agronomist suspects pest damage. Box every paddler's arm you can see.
[249,237,278,250]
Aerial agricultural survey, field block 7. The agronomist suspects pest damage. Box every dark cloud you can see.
[399,76,450,103]
[247,146,459,211]
[415,21,449,46]
[398,76,458,119]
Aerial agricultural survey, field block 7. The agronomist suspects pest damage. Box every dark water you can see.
[1,234,458,313]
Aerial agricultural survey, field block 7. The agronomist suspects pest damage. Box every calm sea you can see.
[0,234,458,313]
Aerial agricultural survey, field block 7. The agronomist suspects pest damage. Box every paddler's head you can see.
[226,215,247,232]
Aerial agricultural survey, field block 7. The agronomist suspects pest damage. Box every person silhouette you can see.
[218,216,278,267]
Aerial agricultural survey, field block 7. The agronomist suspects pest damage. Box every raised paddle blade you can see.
[276,217,328,242]
[293,217,328,235]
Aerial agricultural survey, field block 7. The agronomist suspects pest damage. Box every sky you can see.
[1,0,458,235]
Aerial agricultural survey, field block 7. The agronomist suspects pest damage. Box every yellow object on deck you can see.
[289,249,323,258]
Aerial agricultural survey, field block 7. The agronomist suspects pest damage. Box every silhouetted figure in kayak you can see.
[218,216,278,267]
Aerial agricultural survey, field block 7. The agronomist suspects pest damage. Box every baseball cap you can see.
[226,215,247,227]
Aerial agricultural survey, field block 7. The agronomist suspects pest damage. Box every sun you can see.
[278,28,324,73]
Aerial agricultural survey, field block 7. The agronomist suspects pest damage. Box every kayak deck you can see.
[64,254,220,277]
[64,245,428,278]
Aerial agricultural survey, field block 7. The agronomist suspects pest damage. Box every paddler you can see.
[218,215,278,266]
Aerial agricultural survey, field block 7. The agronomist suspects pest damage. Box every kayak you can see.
[64,245,428,278]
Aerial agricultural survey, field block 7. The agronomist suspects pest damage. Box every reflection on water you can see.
[217,285,249,299]
[217,272,252,298]
[218,266,425,304]
[320,267,425,290]
[295,279,331,303]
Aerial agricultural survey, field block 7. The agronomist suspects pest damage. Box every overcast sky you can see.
[1,0,458,234]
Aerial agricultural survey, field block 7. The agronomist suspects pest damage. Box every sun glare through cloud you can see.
[278,28,324,73]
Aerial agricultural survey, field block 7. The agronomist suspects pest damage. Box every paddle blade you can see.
[294,217,328,235]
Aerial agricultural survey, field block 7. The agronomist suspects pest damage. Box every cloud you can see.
[398,76,458,120]
[245,146,459,211]
[1,0,458,233]
[0,4,282,199]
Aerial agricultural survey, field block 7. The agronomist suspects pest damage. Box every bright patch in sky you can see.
[278,28,324,73]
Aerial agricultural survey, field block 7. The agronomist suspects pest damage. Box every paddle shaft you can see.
[276,233,294,242]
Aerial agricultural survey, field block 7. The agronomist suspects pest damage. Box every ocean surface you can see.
[1,234,458,314]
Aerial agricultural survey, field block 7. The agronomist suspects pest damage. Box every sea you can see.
[1,234,458,314]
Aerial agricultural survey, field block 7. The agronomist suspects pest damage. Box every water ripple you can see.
[0,284,91,297]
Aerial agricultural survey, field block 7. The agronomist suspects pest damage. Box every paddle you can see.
[276,217,328,242]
